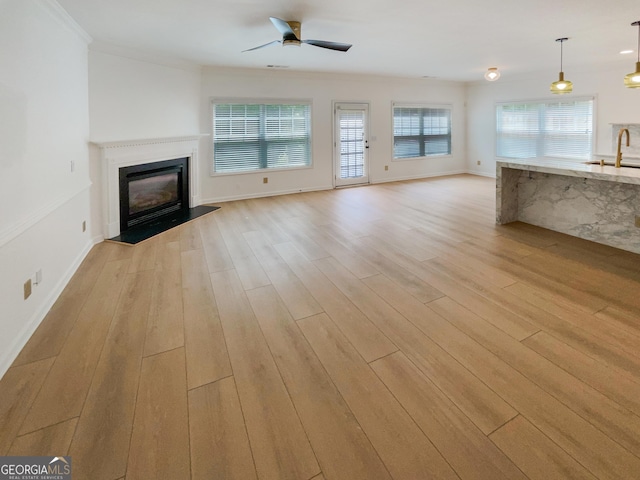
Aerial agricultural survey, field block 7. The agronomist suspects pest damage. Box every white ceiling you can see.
[57,0,640,82]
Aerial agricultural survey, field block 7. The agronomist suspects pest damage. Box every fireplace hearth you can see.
[109,204,219,244]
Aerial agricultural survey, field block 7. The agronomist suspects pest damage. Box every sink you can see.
[586,160,640,169]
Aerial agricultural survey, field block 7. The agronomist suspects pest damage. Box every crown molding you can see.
[90,41,203,73]
[38,0,92,44]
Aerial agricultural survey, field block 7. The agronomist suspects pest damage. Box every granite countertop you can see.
[496,157,640,186]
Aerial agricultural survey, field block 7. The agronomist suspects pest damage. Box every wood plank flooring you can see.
[2,174,640,479]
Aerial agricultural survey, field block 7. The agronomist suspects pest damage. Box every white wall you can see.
[88,51,202,141]
[0,0,92,376]
[87,51,202,238]
[200,67,467,202]
[466,62,640,177]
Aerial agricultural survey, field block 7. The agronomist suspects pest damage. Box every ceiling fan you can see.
[243,17,352,53]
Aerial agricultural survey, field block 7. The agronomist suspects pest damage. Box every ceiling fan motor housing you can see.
[282,21,301,46]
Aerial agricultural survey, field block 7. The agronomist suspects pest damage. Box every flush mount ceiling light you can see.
[550,38,573,94]
[624,21,640,88]
[484,67,500,81]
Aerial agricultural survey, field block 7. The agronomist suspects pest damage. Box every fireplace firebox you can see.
[118,157,189,232]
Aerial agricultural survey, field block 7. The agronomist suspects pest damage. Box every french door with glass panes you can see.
[334,103,369,187]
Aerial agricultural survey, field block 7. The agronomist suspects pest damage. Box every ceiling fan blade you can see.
[269,17,297,39]
[242,40,282,52]
[302,39,352,52]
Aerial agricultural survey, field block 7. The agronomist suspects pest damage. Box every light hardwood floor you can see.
[2,174,640,479]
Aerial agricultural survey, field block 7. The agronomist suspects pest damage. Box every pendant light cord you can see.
[555,38,568,72]
[636,22,640,63]
[560,40,563,71]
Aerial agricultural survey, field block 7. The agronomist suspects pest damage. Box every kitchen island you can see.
[496,158,640,254]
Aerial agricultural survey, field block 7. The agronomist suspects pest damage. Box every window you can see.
[393,105,451,159]
[212,101,311,173]
[496,98,594,160]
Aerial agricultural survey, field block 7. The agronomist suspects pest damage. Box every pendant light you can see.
[484,67,500,81]
[624,21,640,88]
[550,38,573,94]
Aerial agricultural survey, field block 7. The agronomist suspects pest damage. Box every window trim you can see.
[494,95,596,161]
[210,97,314,176]
[391,102,453,161]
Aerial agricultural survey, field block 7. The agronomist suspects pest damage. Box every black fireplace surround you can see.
[119,157,189,232]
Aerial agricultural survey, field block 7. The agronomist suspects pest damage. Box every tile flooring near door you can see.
[2,174,640,479]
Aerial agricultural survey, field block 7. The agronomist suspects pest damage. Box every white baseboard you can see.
[370,169,467,184]
[466,170,496,178]
[0,236,100,379]
[200,185,333,204]
[91,234,105,245]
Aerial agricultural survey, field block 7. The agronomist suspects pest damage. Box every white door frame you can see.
[333,102,370,187]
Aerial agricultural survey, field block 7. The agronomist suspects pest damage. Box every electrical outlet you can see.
[477,160,481,165]
[24,279,32,300]
[635,215,640,228]
[263,177,268,184]
[82,220,86,232]
[384,165,389,171]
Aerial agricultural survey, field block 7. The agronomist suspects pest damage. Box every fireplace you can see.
[119,157,189,232]
[94,135,204,239]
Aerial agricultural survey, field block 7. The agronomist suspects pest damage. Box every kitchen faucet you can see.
[616,128,630,168]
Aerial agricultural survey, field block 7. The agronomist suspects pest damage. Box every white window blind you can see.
[393,106,451,159]
[213,102,311,173]
[496,98,594,160]
[338,110,366,178]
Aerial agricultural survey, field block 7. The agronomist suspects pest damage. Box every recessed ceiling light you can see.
[620,49,634,54]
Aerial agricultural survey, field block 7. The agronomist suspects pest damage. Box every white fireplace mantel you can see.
[93,135,206,239]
